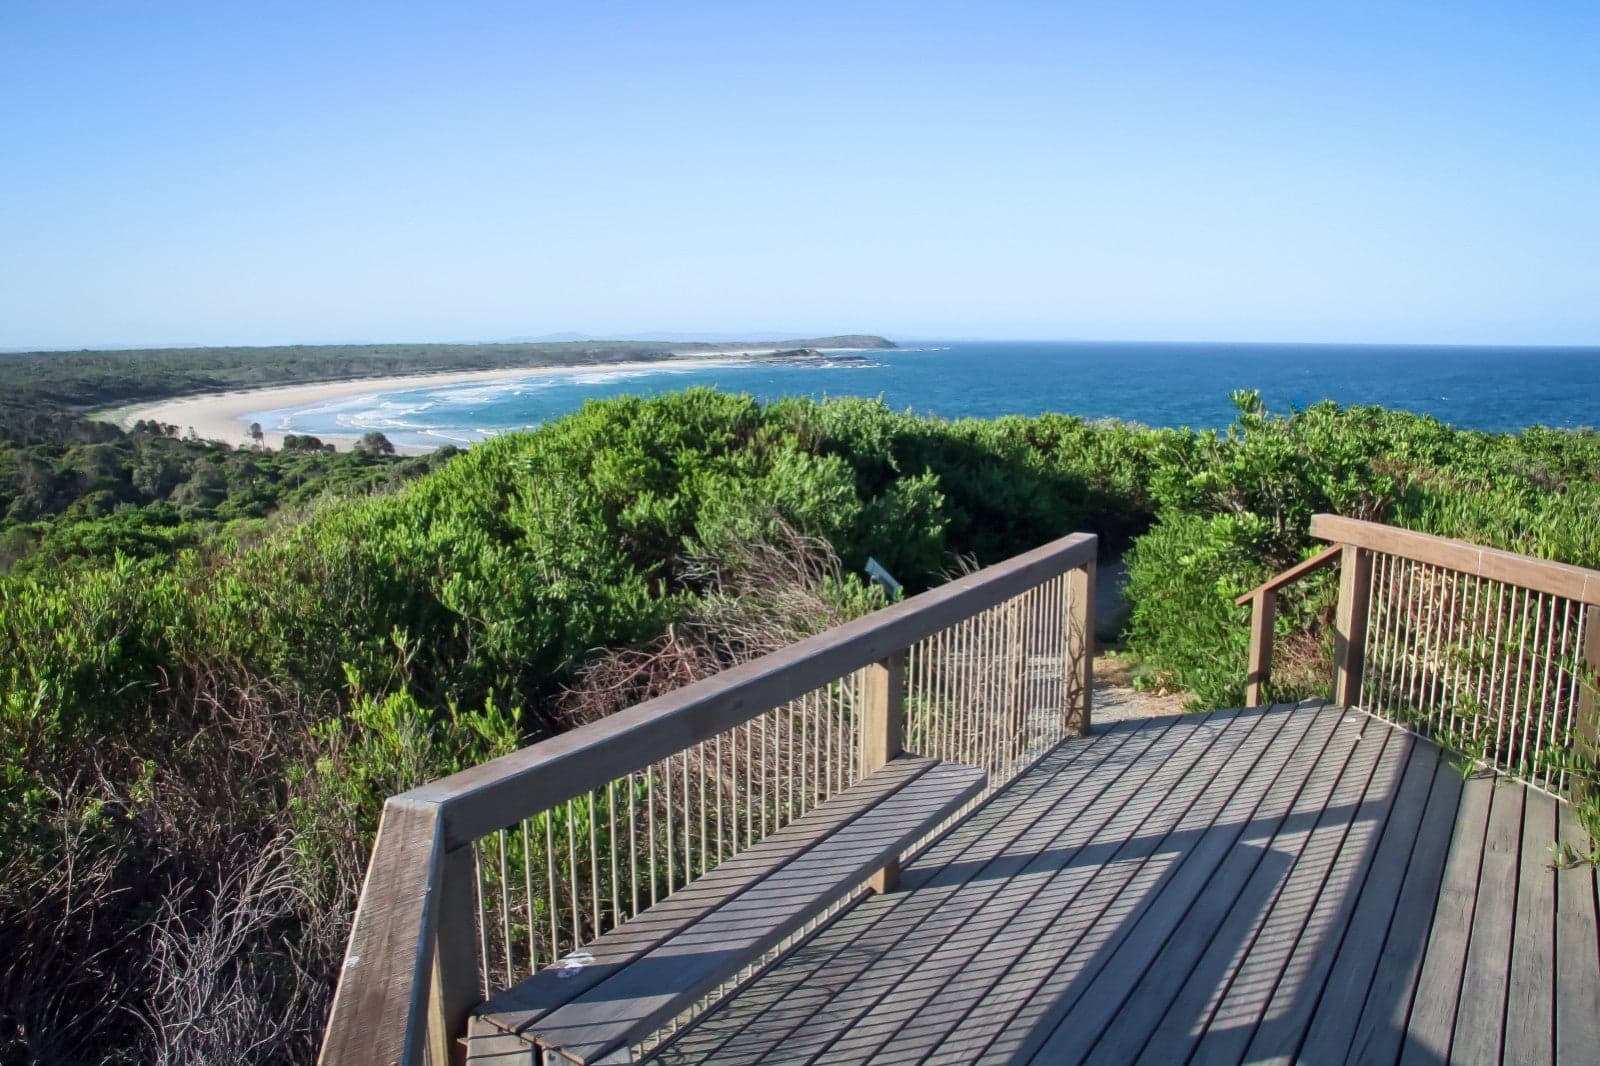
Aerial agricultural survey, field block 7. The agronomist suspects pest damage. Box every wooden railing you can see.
[1240,514,1600,796]
[319,533,1098,1066]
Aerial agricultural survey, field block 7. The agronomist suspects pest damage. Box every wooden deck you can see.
[647,701,1600,1065]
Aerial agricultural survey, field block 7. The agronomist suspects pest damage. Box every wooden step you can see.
[470,756,985,1065]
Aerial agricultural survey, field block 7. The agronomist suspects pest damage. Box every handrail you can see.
[1234,545,1342,608]
[1310,514,1600,606]
[320,531,1098,1066]
[1241,515,1600,708]
[1238,543,1347,707]
[1241,514,1600,803]
[411,532,1097,848]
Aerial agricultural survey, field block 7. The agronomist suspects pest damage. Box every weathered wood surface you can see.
[1446,779,1523,1066]
[1312,513,1600,606]
[822,704,1292,1065]
[1296,740,1445,1062]
[987,703,1350,1065]
[1066,557,1095,736]
[861,652,907,892]
[1243,589,1278,708]
[1504,788,1557,1065]
[1087,702,1353,1064]
[407,532,1095,848]
[481,758,986,1065]
[644,710,1187,1064]
[1235,543,1344,606]
[430,844,483,1066]
[1331,544,1372,708]
[1398,769,1494,1065]
[476,756,943,1040]
[1341,748,1466,1064]
[543,760,985,1064]
[1577,603,1600,805]
[319,798,445,1066]
[652,703,1600,1065]
[1555,799,1600,1063]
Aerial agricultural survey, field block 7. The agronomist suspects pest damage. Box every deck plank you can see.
[654,715,1179,1066]
[957,702,1339,1064]
[530,761,985,1064]
[649,713,1195,1065]
[465,1015,535,1063]
[1503,787,1556,1065]
[979,701,1344,1056]
[1395,769,1494,1065]
[867,702,1311,1065]
[645,710,1589,1066]
[1137,712,1400,1065]
[1076,704,1355,1065]
[1554,801,1600,1063]
[1289,739,1442,1064]
[1340,751,1464,1066]
[1233,724,1422,1065]
[1444,773,1523,1065]
[775,707,1270,1064]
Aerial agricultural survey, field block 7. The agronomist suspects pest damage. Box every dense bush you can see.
[1124,391,1600,707]
[5,385,1599,1061]
[1,389,1155,1061]
[0,417,451,575]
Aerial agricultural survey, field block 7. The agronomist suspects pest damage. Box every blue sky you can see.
[2,2,1596,348]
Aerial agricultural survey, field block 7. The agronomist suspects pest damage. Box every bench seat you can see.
[467,754,986,1064]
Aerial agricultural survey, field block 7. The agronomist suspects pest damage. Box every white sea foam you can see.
[423,380,555,405]
[568,367,693,386]
[248,355,887,446]
[417,426,495,446]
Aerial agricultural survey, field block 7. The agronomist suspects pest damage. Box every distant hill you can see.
[0,335,897,412]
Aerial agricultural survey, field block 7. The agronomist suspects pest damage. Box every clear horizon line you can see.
[6,334,1600,356]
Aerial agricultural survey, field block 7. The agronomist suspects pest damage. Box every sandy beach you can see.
[97,353,773,453]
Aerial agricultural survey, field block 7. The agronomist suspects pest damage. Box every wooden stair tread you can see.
[476,755,941,1037]
[475,756,985,1065]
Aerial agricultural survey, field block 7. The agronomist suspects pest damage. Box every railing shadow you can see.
[654,706,1467,1064]
[982,719,1458,1064]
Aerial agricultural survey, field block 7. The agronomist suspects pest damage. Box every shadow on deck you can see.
[649,702,1600,1065]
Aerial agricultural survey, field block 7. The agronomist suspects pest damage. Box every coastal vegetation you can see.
[1123,391,1600,704]
[0,335,895,412]
[0,413,447,576]
[2,385,1597,1062]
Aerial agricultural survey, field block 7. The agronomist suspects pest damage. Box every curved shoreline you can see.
[94,353,771,453]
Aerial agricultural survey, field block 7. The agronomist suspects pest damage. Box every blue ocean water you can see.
[249,342,1600,451]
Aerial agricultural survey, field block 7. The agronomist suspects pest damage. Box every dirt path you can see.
[1089,554,1192,725]
[1092,652,1190,725]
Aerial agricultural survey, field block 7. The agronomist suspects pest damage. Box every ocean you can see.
[248,341,1600,451]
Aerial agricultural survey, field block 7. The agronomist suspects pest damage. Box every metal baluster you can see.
[497,828,513,988]
[473,841,492,996]
[627,771,640,919]
[521,820,537,974]
[545,811,560,960]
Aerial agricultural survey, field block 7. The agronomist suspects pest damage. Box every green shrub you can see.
[9,384,1600,1058]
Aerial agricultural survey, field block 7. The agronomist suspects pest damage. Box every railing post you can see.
[1332,545,1373,708]
[861,650,906,892]
[1245,589,1277,708]
[1066,559,1096,736]
[1577,604,1600,806]
[428,845,482,1066]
